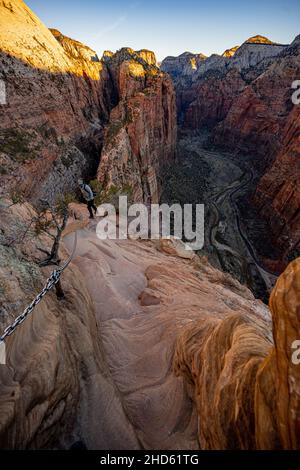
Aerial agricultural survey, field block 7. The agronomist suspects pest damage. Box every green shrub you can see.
[0,128,35,162]
[89,179,103,206]
[56,192,77,214]
[0,279,7,297]
[10,189,24,205]
[100,183,133,210]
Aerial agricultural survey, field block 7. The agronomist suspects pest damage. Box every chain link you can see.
[0,232,77,344]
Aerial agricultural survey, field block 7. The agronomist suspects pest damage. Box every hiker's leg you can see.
[87,201,94,218]
[91,199,97,214]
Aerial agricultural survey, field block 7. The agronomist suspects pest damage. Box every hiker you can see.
[78,179,97,219]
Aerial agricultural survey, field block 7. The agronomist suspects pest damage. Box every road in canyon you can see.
[163,132,277,299]
[208,167,277,293]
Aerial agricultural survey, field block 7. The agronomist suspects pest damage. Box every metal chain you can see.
[0,232,77,343]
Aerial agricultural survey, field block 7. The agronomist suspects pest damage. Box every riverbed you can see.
[161,131,277,302]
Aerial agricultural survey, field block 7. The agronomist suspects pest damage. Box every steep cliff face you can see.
[212,38,300,158]
[0,1,176,206]
[183,69,246,129]
[254,104,300,258]
[211,37,300,257]
[0,0,112,202]
[163,33,299,262]
[97,49,177,203]
[163,36,287,128]
[161,52,207,79]
[49,28,101,76]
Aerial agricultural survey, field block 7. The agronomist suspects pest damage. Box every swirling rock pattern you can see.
[174,256,300,449]
[0,203,299,449]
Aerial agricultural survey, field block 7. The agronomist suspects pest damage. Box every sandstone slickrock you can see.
[0,202,140,449]
[0,203,299,449]
[173,256,300,450]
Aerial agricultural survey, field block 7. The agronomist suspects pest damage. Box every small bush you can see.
[0,279,7,297]
[0,128,35,162]
[100,183,133,211]
[56,192,77,214]
[10,189,24,205]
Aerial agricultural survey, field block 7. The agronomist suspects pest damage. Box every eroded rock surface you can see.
[1,203,299,449]
[173,257,300,450]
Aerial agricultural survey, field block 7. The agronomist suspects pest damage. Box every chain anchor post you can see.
[0,232,77,364]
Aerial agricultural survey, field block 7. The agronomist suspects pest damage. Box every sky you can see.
[26,0,300,61]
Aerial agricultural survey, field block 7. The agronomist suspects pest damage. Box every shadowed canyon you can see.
[0,0,299,451]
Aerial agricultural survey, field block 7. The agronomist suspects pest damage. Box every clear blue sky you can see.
[26,0,300,61]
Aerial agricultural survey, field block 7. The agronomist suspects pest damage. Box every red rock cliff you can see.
[254,104,300,259]
[97,48,177,203]
[0,1,176,206]
[164,34,299,262]
[212,37,300,259]
[0,0,113,202]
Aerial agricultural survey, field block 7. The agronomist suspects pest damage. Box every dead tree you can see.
[37,200,69,299]
[3,195,72,299]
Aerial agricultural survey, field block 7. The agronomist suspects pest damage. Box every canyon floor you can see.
[162,131,279,302]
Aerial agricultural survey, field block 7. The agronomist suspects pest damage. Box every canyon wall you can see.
[0,0,176,205]
[162,35,299,262]
[211,37,300,260]
[97,48,176,203]
[0,0,299,450]
[0,0,112,202]
[254,104,300,260]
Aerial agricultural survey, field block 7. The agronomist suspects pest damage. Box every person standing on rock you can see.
[78,179,97,219]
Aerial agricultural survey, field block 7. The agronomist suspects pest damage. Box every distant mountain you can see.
[222,45,239,57]
[245,34,275,44]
